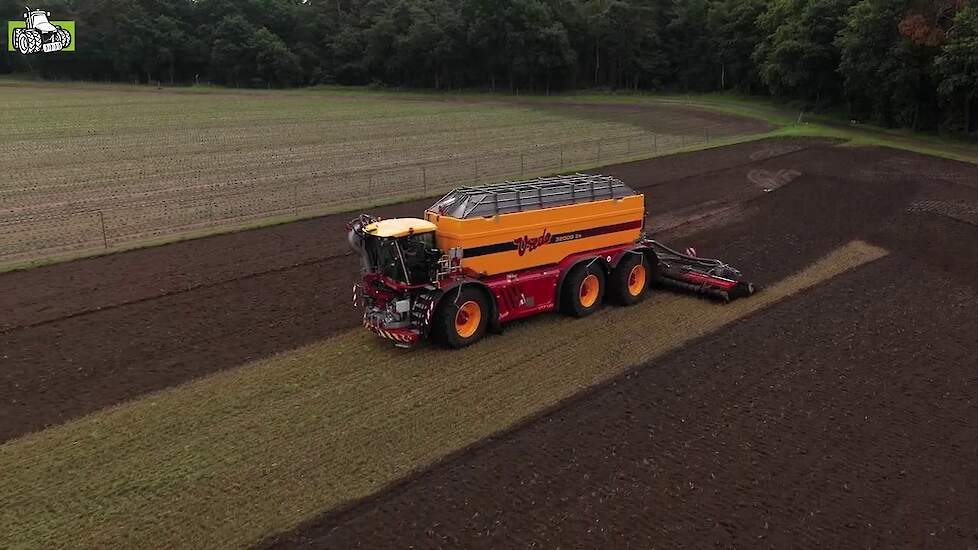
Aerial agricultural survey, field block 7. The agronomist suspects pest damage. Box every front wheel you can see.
[430,287,490,349]
[18,30,42,54]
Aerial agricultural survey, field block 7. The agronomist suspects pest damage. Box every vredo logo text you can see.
[513,229,553,257]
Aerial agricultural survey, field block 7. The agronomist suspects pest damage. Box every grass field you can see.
[0,241,886,549]
[0,82,759,269]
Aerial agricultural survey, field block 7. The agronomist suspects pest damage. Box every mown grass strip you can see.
[0,241,887,549]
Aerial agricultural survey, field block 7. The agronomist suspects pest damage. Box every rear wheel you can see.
[610,253,650,306]
[431,287,490,349]
[561,262,606,317]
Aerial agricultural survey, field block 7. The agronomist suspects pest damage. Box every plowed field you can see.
[3,137,977,549]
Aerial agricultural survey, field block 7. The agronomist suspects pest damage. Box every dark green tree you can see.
[253,27,303,86]
[209,15,258,86]
[709,0,770,93]
[0,0,972,134]
[665,0,715,91]
[755,0,859,106]
[836,0,940,127]
[934,4,978,132]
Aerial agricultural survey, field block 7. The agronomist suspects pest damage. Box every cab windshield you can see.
[364,232,437,284]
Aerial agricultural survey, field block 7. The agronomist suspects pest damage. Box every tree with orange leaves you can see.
[898,0,969,46]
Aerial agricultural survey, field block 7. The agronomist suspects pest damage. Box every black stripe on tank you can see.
[463,219,643,258]
[551,220,643,243]
[465,241,518,258]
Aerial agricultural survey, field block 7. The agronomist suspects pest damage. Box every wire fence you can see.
[0,124,740,268]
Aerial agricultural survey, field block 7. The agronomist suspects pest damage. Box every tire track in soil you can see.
[0,138,823,443]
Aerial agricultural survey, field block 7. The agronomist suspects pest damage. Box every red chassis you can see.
[357,239,754,347]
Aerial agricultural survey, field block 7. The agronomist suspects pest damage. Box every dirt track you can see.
[4,136,978,547]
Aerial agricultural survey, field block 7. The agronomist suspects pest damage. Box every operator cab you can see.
[351,217,441,285]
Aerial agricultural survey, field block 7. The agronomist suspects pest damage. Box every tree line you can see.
[1,0,975,133]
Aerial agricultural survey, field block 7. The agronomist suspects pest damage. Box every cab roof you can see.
[363,218,437,238]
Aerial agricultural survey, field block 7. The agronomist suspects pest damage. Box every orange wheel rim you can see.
[455,301,482,338]
[579,274,600,308]
[627,264,647,296]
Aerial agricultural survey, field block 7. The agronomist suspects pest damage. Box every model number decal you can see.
[552,233,582,243]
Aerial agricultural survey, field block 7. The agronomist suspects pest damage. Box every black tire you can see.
[55,27,71,49]
[609,253,650,306]
[19,30,41,54]
[430,287,490,349]
[561,261,606,318]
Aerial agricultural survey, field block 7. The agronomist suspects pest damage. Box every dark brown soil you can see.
[264,146,978,548]
[0,138,821,443]
[530,101,773,136]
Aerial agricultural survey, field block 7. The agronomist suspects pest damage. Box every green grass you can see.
[0,241,886,549]
[477,88,978,163]
[569,92,978,164]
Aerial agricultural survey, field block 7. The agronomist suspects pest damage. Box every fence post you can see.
[98,211,108,250]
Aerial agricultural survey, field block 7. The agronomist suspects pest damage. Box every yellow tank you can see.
[424,174,645,277]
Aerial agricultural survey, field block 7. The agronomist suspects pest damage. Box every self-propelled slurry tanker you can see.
[348,174,754,348]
